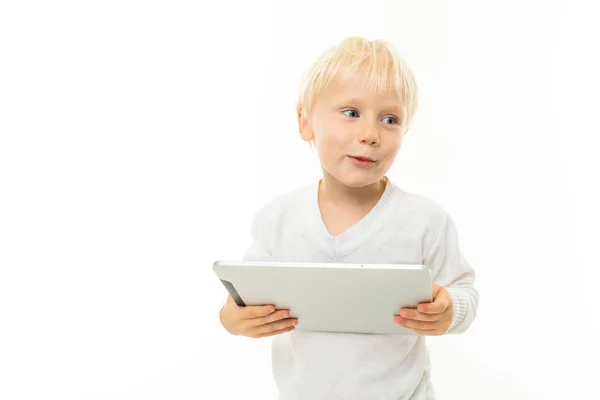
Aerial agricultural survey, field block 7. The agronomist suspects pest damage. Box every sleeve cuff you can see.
[446,287,468,333]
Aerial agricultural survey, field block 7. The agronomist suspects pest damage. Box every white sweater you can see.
[241,178,479,400]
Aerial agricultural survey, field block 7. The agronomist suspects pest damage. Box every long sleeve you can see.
[242,209,274,262]
[222,210,273,304]
[219,211,274,334]
[423,212,479,334]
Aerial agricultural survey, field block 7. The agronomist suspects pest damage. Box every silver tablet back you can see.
[213,261,432,335]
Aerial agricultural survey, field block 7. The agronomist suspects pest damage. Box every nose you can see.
[358,123,380,146]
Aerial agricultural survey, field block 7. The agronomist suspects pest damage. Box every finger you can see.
[254,309,292,327]
[397,308,440,322]
[406,327,444,336]
[255,325,296,338]
[431,284,443,298]
[251,318,298,337]
[417,298,449,314]
[243,304,275,319]
[394,316,439,332]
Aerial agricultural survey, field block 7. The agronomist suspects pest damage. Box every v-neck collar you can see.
[306,176,399,258]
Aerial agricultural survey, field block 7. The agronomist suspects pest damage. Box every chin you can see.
[337,173,384,188]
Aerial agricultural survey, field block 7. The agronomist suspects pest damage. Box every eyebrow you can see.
[382,105,403,114]
[336,97,366,107]
[335,98,403,113]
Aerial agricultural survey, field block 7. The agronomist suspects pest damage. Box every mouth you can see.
[348,155,376,167]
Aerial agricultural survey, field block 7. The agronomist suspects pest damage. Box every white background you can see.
[1,1,599,399]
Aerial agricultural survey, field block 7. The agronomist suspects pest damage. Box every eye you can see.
[343,109,359,118]
[382,116,399,125]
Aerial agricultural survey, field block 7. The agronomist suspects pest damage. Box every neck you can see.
[319,172,387,207]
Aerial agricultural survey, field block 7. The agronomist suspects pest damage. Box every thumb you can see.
[419,284,448,314]
[243,304,275,319]
[432,283,443,299]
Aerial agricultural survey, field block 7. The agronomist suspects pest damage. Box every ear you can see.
[297,107,314,142]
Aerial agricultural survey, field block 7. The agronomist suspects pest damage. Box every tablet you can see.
[213,260,432,335]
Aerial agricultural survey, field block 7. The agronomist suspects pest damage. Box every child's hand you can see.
[393,284,454,336]
[220,295,298,338]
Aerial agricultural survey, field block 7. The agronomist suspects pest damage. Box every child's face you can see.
[300,80,405,188]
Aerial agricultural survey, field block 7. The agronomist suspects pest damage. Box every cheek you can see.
[314,122,351,156]
[322,132,348,149]
[382,135,403,155]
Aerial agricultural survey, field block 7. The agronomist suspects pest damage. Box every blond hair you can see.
[297,36,419,133]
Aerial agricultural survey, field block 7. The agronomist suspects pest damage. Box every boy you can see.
[219,36,479,399]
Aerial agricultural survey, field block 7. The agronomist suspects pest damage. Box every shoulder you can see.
[250,181,316,232]
[389,181,449,228]
[386,181,455,258]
